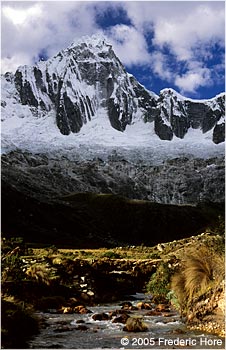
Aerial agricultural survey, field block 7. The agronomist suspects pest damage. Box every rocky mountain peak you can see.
[57,34,117,70]
[1,34,225,143]
[68,34,112,53]
[10,35,157,135]
[154,88,225,143]
[1,35,225,211]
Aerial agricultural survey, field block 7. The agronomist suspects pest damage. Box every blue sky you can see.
[1,1,225,99]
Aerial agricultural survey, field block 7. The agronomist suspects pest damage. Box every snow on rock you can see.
[1,34,225,158]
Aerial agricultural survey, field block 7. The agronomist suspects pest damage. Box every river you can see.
[28,294,224,349]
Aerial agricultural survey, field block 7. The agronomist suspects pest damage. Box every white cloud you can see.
[123,1,224,93]
[105,24,150,66]
[1,1,224,96]
[1,53,33,73]
[150,52,173,81]
[2,3,42,25]
[175,67,212,94]
[1,1,99,72]
[153,4,225,61]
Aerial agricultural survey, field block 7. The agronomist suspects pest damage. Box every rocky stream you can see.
[29,294,224,349]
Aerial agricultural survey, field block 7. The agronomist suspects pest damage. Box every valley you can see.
[1,34,225,349]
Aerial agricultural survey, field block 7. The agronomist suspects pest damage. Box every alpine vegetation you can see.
[171,245,225,310]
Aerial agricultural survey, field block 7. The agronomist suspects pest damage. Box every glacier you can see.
[1,34,225,206]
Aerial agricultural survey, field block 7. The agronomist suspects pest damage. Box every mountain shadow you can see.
[1,182,224,248]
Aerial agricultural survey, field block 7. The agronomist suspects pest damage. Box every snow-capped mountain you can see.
[154,89,225,143]
[1,34,225,153]
[2,35,157,136]
[1,34,225,207]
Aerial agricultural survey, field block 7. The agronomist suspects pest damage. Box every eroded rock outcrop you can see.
[187,282,225,337]
[155,89,225,143]
[1,151,224,204]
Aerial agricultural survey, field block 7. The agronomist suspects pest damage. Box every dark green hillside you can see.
[1,181,224,248]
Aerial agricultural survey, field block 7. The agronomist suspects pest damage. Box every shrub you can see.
[25,263,57,285]
[207,214,225,236]
[146,252,161,259]
[146,262,173,297]
[46,245,58,255]
[1,237,26,255]
[1,242,27,297]
[1,254,26,285]
[79,250,89,257]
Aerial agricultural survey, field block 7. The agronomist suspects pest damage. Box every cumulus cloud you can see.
[1,1,99,72]
[123,1,225,93]
[1,1,224,96]
[175,67,212,94]
[105,24,150,66]
[153,4,225,61]
[150,52,173,81]
[1,2,150,70]
[3,3,42,25]
[1,53,33,73]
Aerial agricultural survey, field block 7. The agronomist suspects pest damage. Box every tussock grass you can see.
[184,247,214,300]
[26,264,56,285]
[171,245,225,310]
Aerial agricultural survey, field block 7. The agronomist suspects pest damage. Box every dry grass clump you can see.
[171,245,225,309]
[26,264,55,285]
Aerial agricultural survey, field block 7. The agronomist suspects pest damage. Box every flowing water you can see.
[29,295,224,349]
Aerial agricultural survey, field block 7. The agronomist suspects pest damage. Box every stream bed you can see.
[29,295,224,349]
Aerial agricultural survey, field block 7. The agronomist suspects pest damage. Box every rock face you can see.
[1,34,225,247]
[187,282,225,337]
[1,151,225,204]
[2,34,225,143]
[12,35,157,136]
[155,89,225,142]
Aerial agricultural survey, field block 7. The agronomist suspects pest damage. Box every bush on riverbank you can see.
[146,261,174,301]
[171,245,225,312]
[170,243,225,336]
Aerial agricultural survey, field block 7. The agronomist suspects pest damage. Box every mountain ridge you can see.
[1,34,225,148]
[1,34,224,206]
[1,35,225,247]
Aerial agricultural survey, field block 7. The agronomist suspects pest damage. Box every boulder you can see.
[146,310,161,316]
[61,306,74,314]
[73,305,86,313]
[120,301,133,308]
[136,302,151,310]
[92,313,110,321]
[109,309,131,318]
[123,316,148,332]
[112,313,130,324]
[155,304,169,312]
[121,302,138,310]
[79,307,92,314]
[54,326,73,333]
